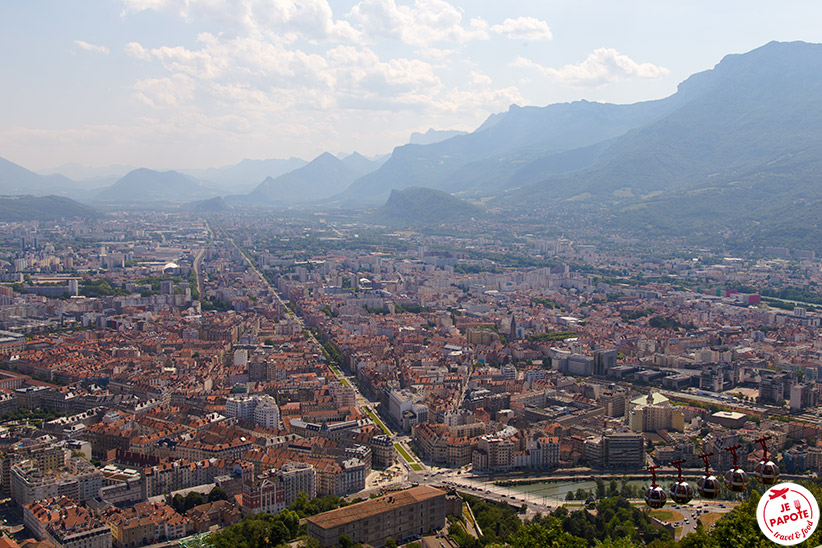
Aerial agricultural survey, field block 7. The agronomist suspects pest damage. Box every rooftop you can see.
[306,485,445,530]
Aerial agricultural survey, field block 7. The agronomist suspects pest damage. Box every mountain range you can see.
[0,157,76,196]
[4,41,822,250]
[332,96,685,205]
[247,152,381,204]
[331,41,822,209]
[325,40,822,250]
[181,157,308,194]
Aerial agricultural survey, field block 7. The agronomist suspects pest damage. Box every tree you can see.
[208,486,229,502]
[596,478,606,499]
[508,520,587,548]
[384,539,397,548]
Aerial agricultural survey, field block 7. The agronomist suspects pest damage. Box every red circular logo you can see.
[757,483,819,546]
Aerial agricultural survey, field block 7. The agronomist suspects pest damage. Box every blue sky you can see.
[2,0,822,173]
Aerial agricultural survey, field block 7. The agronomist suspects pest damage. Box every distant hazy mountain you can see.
[95,168,217,203]
[249,152,380,203]
[335,95,684,205]
[0,157,76,195]
[409,128,468,145]
[341,152,382,174]
[0,195,98,221]
[182,157,308,193]
[482,40,822,252]
[369,153,392,164]
[38,163,136,185]
[189,196,230,212]
[372,187,483,226]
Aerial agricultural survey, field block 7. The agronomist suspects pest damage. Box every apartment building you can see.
[306,486,450,548]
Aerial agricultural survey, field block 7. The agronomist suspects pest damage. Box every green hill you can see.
[0,195,98,221]
[372,187,484,226]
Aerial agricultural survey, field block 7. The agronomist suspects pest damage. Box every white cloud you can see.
[123,34,452,113]
[469,71,492,86]
[100,1,539,163]
[133,74,196,108]
[441,85,523,114]
[348,0,488,47]
[514,48,669,86]
[125,42,152,60]
[122,0,361,43]
[74,40,110,54]
[414,47,456,61]
[327,45,443,108]
[491,17,552,41]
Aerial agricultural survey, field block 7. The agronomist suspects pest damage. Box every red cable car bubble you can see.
[669,459,694,504]
[753,436,780,486]
[696,453,721,499]
[645,465,667,509]
[723,444,749,492]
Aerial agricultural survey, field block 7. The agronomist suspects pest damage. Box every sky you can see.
[3,1,822,174]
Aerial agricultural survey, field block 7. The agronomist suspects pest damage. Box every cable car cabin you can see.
[697,475,721,499]
[645,486,667,509]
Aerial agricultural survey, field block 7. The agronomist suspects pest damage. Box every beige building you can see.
[23,497,111,548]
[306,486,452,547]
[370,435,395,469]
[412,423,475,467]
[103,502,189,548]
[0,437,65,492]
[11,458,102,507]
[627,393,684,433]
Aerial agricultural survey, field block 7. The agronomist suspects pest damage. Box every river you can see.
[504,479,649,501]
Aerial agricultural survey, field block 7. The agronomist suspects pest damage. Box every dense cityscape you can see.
[0,209,818,547]
[5,1,822,546]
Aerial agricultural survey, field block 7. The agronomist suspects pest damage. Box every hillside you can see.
[0,195,98,221]
[333,96,684,205]
[511,41,822,202]
[491,41,822,250]
[249,152,379,203]
[0,157,76,195]
[371,187,484,226]
[95,169,216,203]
